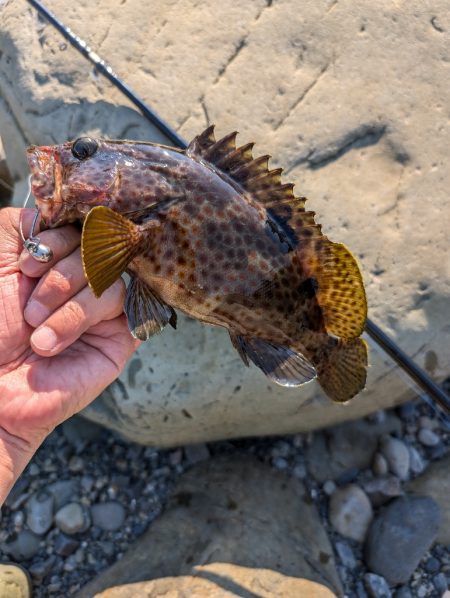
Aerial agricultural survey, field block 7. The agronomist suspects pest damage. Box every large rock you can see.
[406,453,450,544]
[76,458,342,597]
[92,564,337,598]
[1,0,449,445]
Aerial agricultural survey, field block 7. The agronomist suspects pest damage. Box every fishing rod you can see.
[26,0,450,414]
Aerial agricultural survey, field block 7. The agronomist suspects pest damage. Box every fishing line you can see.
[25,0,450,414]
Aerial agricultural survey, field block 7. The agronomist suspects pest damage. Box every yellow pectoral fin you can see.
[311,241,367,339]
[81,206,142,298]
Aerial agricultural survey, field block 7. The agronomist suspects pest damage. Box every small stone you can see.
[13,511,25,528]
[418,416,438,430]
[1,530,41,560]
[28,555,56,580]
[329,484,373,542]
[272,457,288,470]
[394,587,412,598]
[292,463,307,479]
[183,443,210,464]
[54,533,80,556]
[28,463,40,476]
[408,446,426,475]
[379,435,410,480]
[47,480,80,510]
[373,453,389,477]
[365,496,441,584]
[26,490,54,535]
[68,455,85,473]
[54,502,91,535]
[418,428,440,447]
[323,480,337,496]
[433,572,448,594]
[271,441,291,458]
[81,475,95,494]
[5,477,30,509]
[91,502,126,532]
[398,402,416,420]
[424,556,440,573]
[363,475,403,507]
[334,540,357,569]
[168,449,183,466]
[100,540,115,556]
[416,585,428,598]
[364,572,392,598]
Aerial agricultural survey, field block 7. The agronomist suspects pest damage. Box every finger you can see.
[19,224,81,278]
[24,247,88,328]
[30,278,126,356]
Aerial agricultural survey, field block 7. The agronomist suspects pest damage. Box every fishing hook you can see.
[19,175,53,263]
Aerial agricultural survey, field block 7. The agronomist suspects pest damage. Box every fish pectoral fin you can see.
[229,333,316,387]
[317,337,368,403]
[125,276,177,341]
[311,240,367,339]
[82,206,144,298]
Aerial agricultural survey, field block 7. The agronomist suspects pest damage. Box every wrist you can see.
[0,428,37,507]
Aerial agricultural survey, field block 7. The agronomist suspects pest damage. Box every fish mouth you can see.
[26,146,63,226]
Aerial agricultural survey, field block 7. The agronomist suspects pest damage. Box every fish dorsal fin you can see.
[187,126,322,241]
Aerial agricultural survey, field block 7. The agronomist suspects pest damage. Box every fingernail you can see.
[31,326,57,351]
[24,300,49,327]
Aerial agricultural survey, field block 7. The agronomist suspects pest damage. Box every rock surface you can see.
[76,458,342,596]
[364,496,441,584]
[1,0,449,444]
[406,453,450,543]
[92,564,337,598]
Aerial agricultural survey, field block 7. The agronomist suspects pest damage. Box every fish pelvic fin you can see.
[317,337,368,403]
[81,206,144,298]
[303,240,367,339]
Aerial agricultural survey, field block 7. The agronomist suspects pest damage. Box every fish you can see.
[27,126,368,402]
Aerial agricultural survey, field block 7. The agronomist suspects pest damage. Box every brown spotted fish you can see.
[27,127,368,402]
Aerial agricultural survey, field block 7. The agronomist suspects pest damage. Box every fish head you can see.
[27,137,121,227]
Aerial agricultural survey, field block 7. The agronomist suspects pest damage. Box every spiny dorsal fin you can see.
[187,125,322,241]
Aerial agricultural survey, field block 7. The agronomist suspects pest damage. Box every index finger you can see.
[19,224,81,278]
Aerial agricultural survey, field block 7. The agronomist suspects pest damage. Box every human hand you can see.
[0,207,139,505]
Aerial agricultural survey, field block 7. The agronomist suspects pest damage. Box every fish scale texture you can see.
[0,0,449,444]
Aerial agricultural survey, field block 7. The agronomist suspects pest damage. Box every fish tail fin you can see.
[82,206,145,297]
[317,336,368,403]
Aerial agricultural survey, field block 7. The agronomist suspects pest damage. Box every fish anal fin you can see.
[81,206,143,298]
[318,337,368,403]
[306,241,367,339]
[229,333,316,387]
[125,277,177,341]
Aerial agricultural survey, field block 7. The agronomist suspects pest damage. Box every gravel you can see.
[0,394,448,598]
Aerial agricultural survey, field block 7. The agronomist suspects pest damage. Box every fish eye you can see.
[72,137,98,161]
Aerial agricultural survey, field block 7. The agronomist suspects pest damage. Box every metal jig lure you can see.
[19,175,53,263]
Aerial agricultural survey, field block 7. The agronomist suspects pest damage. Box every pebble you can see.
[47,480,80,510]
[183,443,210,464]
[91,501,126,532]
[335,540,357,569]
[5,477,30,509]
[81,475,95,494]
[432,573,448,594]
[26,490,54,535]
[394,587,412,598]
[54,533,80,556]
[68,455,85,473]
[1,530,41,560]
[329,484,373,542]
[372,453,389,477]
[362,475,403,507]
[54,502,91,535]
[424,556,440,573]
[408,446,426,476]
[13,511,25,528]
[28,556,57,580]
[417,428,440,447]
[364,572,392,598]
[28,463,40,476]
[365,496,441,584]
[323,480,337,496]
[292,463,307,479]
[398,402,416,420]
[379,435,410,480]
